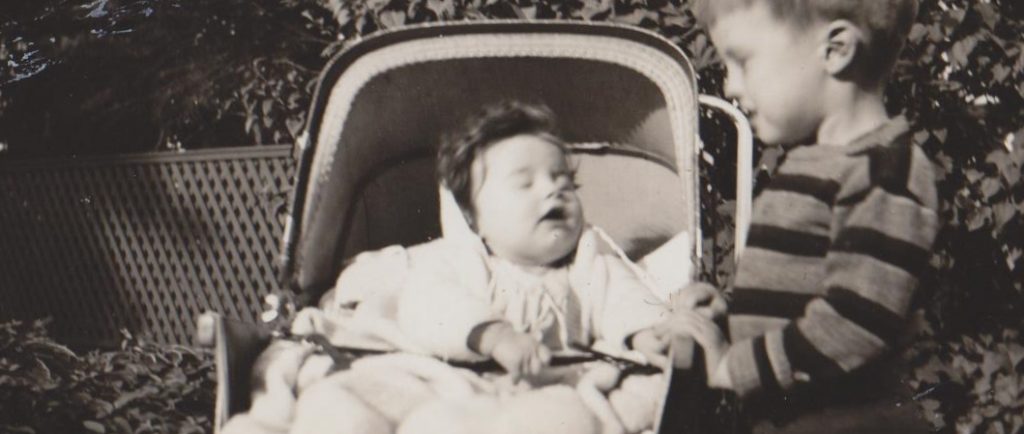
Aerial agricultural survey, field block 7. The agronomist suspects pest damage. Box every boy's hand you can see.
[671,282,727,320]
[630,328,670,369]
[480,323,551,382]
[656,311,732,390]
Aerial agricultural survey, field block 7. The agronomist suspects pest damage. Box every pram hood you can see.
[281,21,701,303]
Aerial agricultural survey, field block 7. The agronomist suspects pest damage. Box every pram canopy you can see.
[280,21,702,304]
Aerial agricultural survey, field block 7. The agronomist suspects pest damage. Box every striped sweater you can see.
[723,116,940,398]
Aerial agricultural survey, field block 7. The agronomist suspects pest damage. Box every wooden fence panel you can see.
[0,146,294,346]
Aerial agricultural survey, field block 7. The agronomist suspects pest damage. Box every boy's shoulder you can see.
[771,116,936,207]
[847,116,937,207]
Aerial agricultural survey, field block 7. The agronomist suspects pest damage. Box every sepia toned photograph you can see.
[1,1,1021,433]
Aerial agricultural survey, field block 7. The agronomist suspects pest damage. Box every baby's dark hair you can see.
[437,101,567,214]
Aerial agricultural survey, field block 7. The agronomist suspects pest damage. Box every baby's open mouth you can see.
[540,207,567,222]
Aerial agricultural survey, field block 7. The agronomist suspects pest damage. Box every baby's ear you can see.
[822,19,865,78]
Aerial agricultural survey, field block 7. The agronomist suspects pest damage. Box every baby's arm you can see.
[469,321,551,381]
[395,244,501,361]
[591,255,671,357]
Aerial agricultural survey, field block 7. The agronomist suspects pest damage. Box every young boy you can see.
[666,0,941,432]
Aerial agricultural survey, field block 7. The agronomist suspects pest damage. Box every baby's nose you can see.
[540,177,572,199]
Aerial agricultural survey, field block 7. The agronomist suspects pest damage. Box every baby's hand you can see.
[671,282,727,320]
[482,323,551,382]
[655,311,730,388]
[630,328,669,369]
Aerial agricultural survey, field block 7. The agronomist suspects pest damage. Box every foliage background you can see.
[0,319,214,433]
[1,0,1022,433]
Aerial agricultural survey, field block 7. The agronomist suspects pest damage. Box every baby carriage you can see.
[197,20,753,434]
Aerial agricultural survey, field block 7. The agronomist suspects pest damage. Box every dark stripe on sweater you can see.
[835,183,924,207]
[832,227,930,276]
[732,288,814,318]
[840,136,923,206]
[824,286,904,344]
[753,335,782,394]
[782,323,845,380]
[747,225,831,257]
[866,134,922,204]
[765,174,841,205]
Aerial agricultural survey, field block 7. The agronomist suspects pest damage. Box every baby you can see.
[395,101,671,381]
[249,102,675,434]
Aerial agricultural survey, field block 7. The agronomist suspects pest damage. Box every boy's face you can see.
[469,134,583,267]
[709,3,827,145]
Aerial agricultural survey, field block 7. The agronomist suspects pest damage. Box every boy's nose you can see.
[723,74,742,100]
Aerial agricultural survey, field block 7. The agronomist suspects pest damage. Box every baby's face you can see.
[469,134,583,267]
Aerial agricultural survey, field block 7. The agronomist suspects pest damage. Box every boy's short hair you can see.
[694,0,918,81]
[437,101,566,214]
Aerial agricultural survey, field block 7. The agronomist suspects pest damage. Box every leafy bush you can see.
[0,318,214,433]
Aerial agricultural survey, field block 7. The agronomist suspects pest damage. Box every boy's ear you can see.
[822,20,864,77]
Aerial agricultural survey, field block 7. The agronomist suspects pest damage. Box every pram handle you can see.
[699,94,754,262]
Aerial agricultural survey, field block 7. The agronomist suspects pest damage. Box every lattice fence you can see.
[0,146,294,346]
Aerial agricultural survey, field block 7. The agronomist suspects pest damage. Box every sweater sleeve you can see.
[724,142,940,397]
[395,241,500,361]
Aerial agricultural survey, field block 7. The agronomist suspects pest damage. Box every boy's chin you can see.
[753,120,816,146]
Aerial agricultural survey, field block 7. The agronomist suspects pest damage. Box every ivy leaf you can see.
[425,0,455,18]
[995,381,1016,406]
[980,177,1002,200]
[915,355,943,384]
[950,35,979,69]
[1007,343,1024,368]
[992,203,1018,231]
[611,8,649,26]
[992,64,1012,82]
[965,168,986,183]
[987,150,1022,184]
[581,0,613,19]
[286,117,304,138]
[975,3,999,30]
[966,207,993,231]
[908,23,928,43]
[82,421,105,433]
[378,10,405,28]
[981,351,1007,377]
[942,8,967,34]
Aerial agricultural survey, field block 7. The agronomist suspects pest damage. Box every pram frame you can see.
[198,20,754,434]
